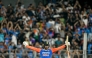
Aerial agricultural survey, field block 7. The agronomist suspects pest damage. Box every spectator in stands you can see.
[0,30,4,42]
[72,49,81,58]
[0,0,92,57]
[55,35,63,47]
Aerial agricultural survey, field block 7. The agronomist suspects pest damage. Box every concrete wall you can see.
[2,0,36,7]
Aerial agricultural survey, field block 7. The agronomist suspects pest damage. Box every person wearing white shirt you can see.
[25,30,31,40]
[56,7,63,14]
[54,23,61,33]
[22,13,30,25]
[66,4,73,13]
[11,34,17,46]
[82,16,88,27]
[48,19,55,27]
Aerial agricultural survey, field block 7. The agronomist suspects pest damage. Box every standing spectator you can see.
[0,42,4,52]
[54,19,61,35]
[88,41,92,54]
[29,36,35,45]
[89,9,92,24]
[60,26,65,38]
[0,30,4,42]
[22,13,30,26]
[11,34,17,46]
[82,16,88,27]
[55,35,64,58]
[1,5,7,17]
[5,34,10,45]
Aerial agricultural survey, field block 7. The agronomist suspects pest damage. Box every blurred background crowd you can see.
[0,0,92,58]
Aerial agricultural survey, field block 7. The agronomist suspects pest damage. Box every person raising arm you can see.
[23,40,70,58]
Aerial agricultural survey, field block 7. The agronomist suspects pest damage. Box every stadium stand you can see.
[0,0,92,58]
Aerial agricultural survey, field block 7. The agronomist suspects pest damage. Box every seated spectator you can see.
[55,36,63,47]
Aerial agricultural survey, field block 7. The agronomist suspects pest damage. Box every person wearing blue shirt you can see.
[0,31,4,42]
[13,30,20,37]
[88,42,92,54]
[85,28,91,34]
[5,37,10,45]
[40,33,43,42]
[89,14,92,24]
[28,50,34,58]
[16,50,22,58]
[46,22,52,29]
[23,40,70,58]
[8,44,13,52]
[7,29,14,36]
[40,49,52,58]
[0,45,4,49]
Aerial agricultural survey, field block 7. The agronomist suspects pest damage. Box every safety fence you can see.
[0,49,92,58]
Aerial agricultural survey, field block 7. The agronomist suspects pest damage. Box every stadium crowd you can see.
[0,0,92,58]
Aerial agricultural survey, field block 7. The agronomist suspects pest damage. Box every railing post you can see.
[9,49,10,58]
[83,33,87,58]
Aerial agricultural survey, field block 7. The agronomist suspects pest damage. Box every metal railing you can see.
[0,49,92,58]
